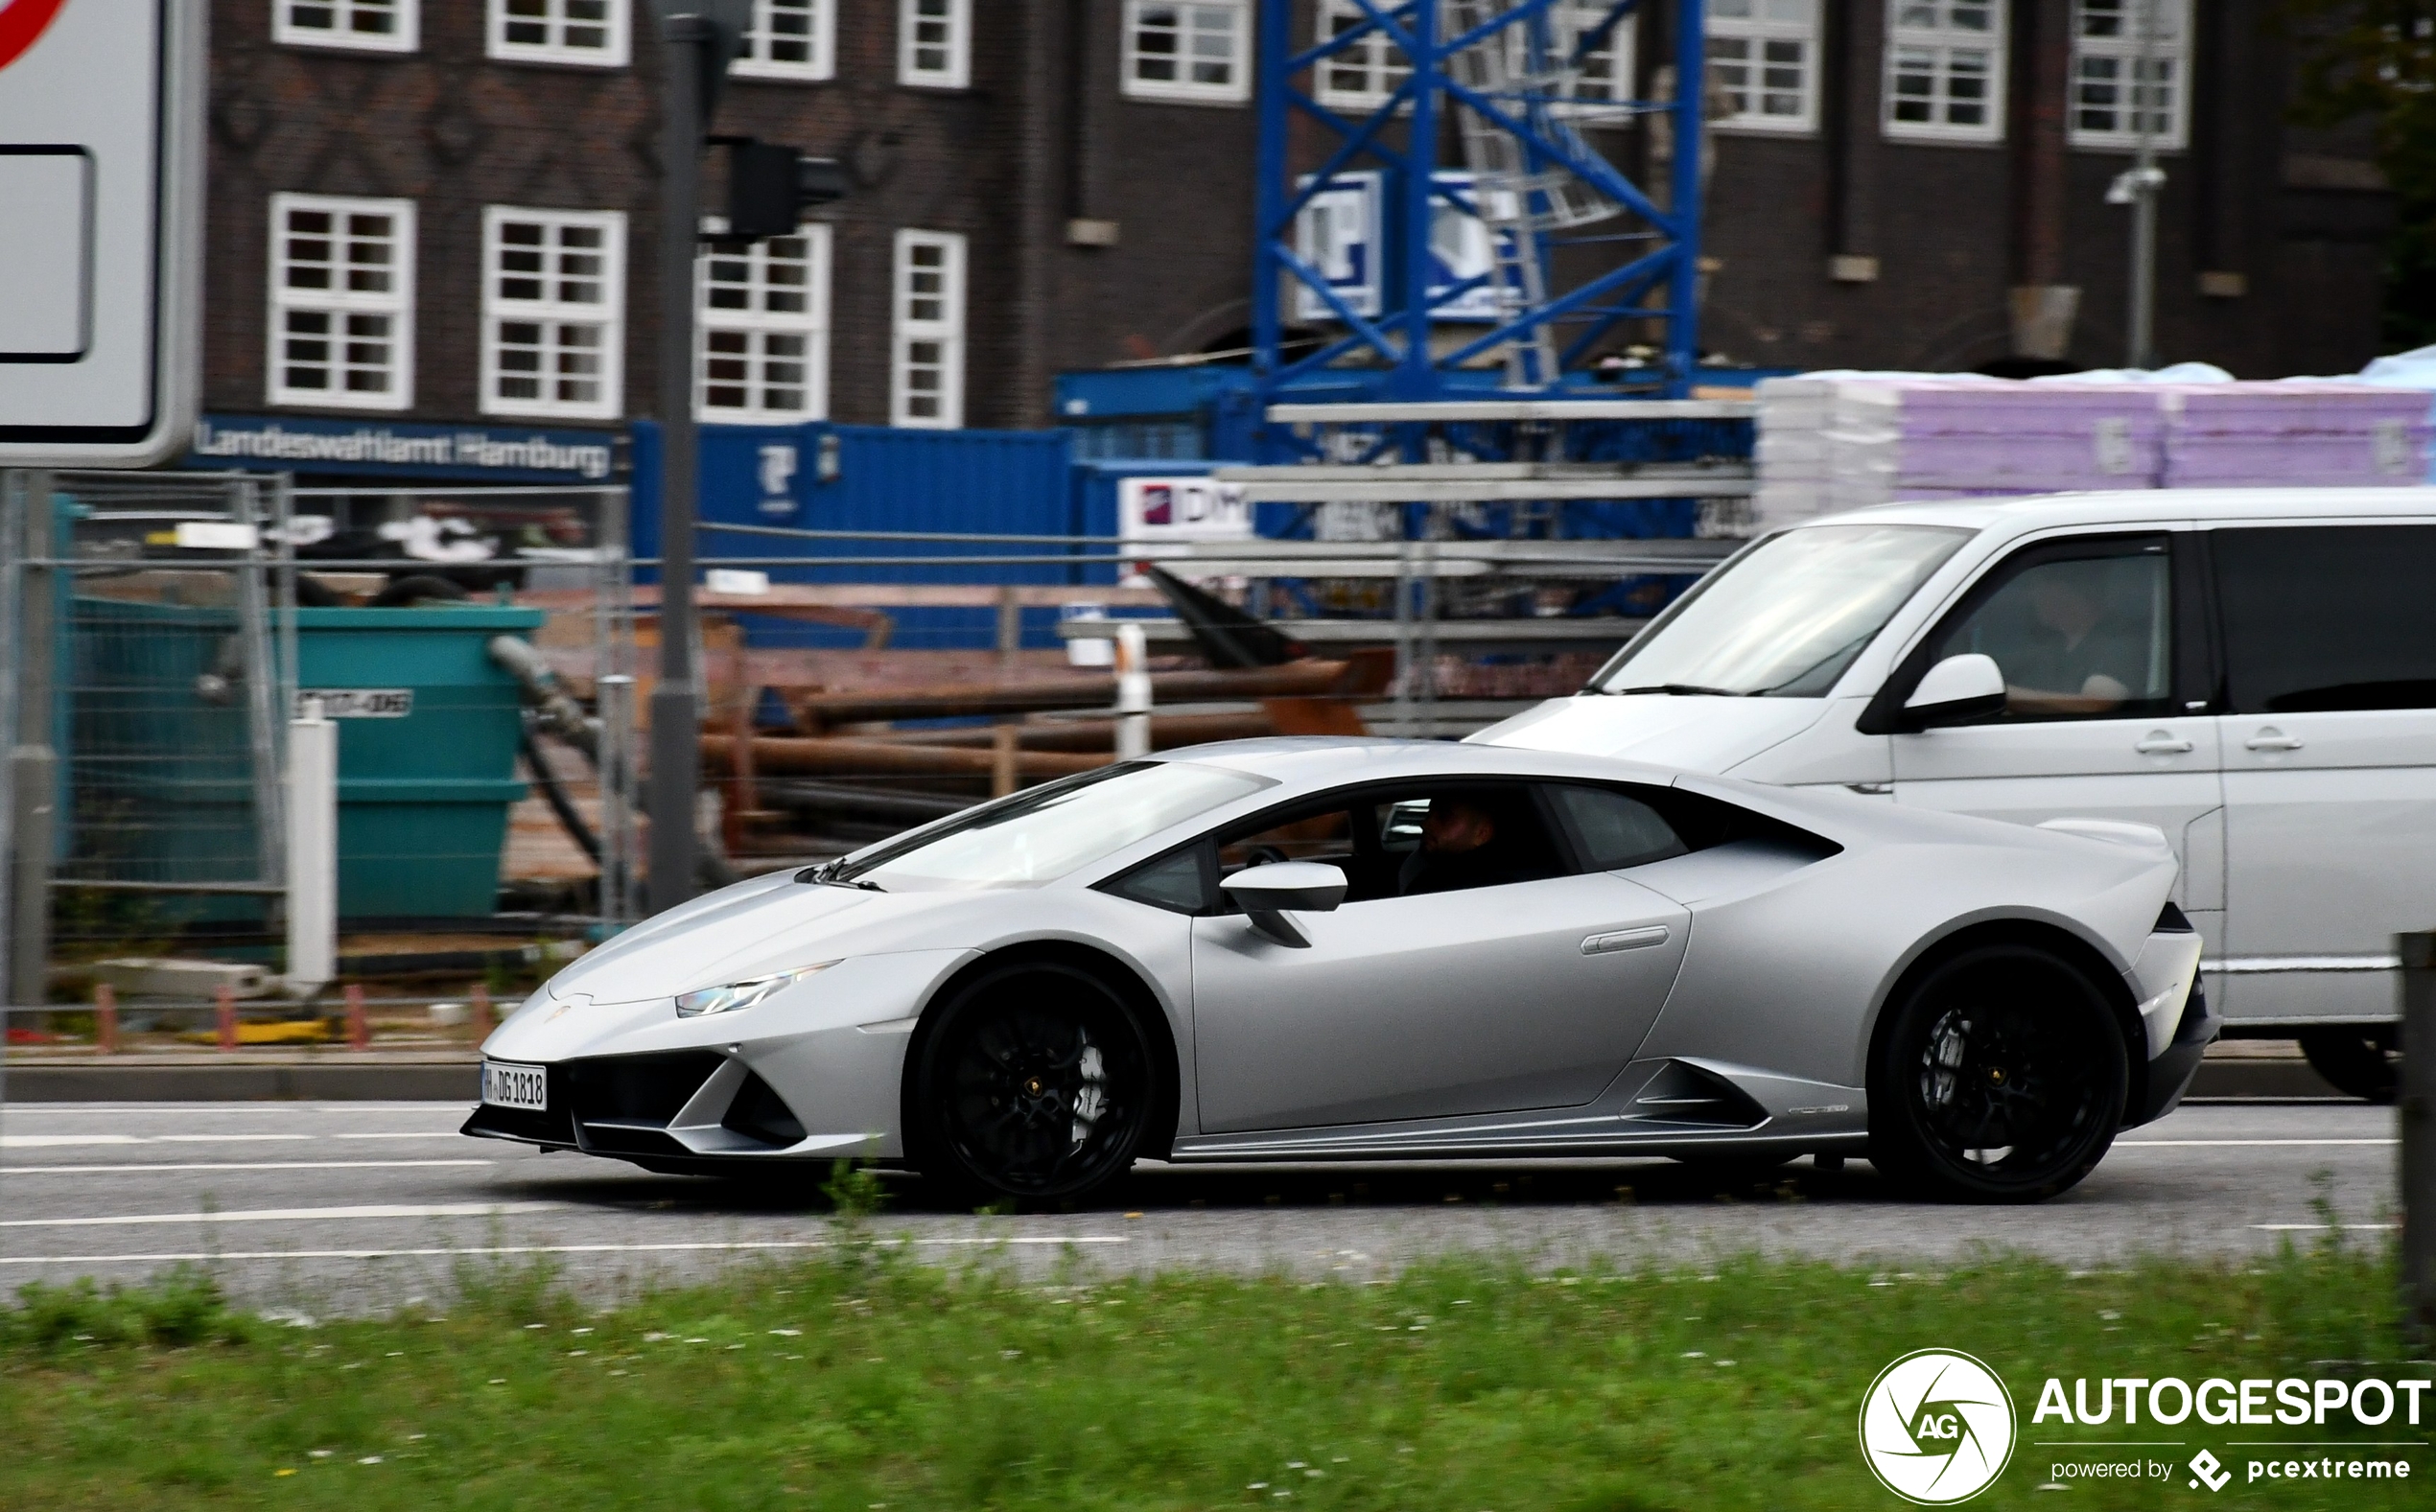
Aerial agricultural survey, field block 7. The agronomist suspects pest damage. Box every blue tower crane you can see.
[1248,1,1708,420]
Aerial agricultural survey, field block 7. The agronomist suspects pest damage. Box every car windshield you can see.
[827,760,1274,891]
[1589,523,1975,697]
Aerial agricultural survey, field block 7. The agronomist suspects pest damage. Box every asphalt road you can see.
[0,1099,2400,1313]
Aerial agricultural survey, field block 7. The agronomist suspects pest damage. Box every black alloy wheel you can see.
[911,962,1155,1208]
[2296,1029,2401,1105]
[1869,943,2129,1203]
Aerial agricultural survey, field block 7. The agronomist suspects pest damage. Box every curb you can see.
[0,1056,2349,1105]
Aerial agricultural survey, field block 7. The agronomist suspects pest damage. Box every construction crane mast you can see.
[1249,1,1707,418]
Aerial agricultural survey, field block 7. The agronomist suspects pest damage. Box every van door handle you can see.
[2244,729,2305,752]
[2135,732,2194,755]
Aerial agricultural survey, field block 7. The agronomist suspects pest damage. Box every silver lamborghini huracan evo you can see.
[464,739,2213,1205]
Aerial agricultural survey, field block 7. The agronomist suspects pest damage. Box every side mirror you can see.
[1220,862,1347,948]
[1902,652,2008,731]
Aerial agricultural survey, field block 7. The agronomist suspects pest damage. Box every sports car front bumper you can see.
[461,948,978,1166]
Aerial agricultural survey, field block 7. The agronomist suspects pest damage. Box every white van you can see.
[1473,488,2436,1101]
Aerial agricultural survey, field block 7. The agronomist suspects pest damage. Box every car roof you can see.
[1787,486,2436,535]
[1151,736,1684,789]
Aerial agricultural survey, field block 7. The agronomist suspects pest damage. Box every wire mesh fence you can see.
[1,472,636,1005]
[653,517,1727,871]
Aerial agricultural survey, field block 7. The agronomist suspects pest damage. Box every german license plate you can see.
[481,1060,548,1111]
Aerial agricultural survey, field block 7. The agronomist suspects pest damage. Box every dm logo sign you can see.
[1859,1349,2017,1503]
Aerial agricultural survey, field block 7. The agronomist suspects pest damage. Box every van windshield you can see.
[1590,523,1975,697]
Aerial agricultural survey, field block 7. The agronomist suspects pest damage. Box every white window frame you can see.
[1533,0,1634,121]
[890,229,966,430]
[274,0,420,53]
[1883,0,2008,144]
[732,0,835,81]
[695,221,832,425]
[1313,0,1411,111]
[2068,0,2191,151]
[487,0,631,68]
[1709,0,1819,135]
[480,206,626,422]
[1123,0,1253,105]
[899,0,972,89]
[266,193,416,412]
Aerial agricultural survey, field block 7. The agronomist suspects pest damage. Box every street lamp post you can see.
[2105,0,2167,370]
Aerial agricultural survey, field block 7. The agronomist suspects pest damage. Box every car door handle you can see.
[2135,732,2194,755]
[1581,926,1671,956]
[2244,729,2305,752]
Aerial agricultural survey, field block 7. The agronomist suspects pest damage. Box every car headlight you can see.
[672,963,836,1019]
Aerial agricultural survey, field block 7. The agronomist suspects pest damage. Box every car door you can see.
[1883,530,2227,937]
[2207,521,2436,1027]
[1184,779,1690,1133]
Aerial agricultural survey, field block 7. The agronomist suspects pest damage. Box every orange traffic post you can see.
[214,985,237,1051]
[94,984,118,1055]
[345,983,368,1051]
[470,983,494,1038]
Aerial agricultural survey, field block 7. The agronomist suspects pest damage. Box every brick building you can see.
[195,0,2393,463]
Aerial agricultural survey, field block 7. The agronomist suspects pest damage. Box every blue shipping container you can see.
[629,420,1084,654]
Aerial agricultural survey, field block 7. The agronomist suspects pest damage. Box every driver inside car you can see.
[1397,795,1535,896]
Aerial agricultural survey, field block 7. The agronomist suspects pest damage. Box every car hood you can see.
[538,871,995,1006]
[1467,694,1828,775]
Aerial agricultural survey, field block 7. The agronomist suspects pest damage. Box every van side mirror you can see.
[1221,862,1347,948]
[1901,653,2008,731]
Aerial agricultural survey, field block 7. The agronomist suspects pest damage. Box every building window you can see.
[891,229,966,429]
[267,194,414,411]
[1314,0,1410,110]
[1711,0,1817,134]
[1535,0,1633,118]
[1884,0,2007,143]
[2069,0,2190,151]
[488,0,630,67]
[697,224,831,424]
[1124,0,1253,104]
[734,0,834,81]
[481,207,625,421]
[275,0,418,52]
[900,0,971,88]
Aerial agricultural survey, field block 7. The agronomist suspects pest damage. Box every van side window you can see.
[1922,540,2175,720]
[2213,524,2436,712]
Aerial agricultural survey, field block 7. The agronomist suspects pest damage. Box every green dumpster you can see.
[293,606,544,919]
[63,599,545,921]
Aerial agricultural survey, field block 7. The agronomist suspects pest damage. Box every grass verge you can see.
[0,1235,2421,1510]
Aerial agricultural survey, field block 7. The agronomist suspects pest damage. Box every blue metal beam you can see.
[1251,0,1705,435]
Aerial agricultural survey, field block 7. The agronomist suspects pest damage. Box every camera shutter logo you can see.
[1859,1349,2017,1503]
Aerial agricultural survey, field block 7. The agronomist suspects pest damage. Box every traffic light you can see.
[712,137,849,243]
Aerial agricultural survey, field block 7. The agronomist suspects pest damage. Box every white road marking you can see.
[0,1237,1132,1266]
[1,1132,466,1148]
[0,1160,495,1175]
[2115,1138,2397,1147]
[0,1202,557,1229]
[0,1135,147,1148]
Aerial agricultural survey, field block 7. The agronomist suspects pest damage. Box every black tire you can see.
[2297,1029,2401,1105]
[1868,943,2129,1203]
[908,961,1156,1209]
